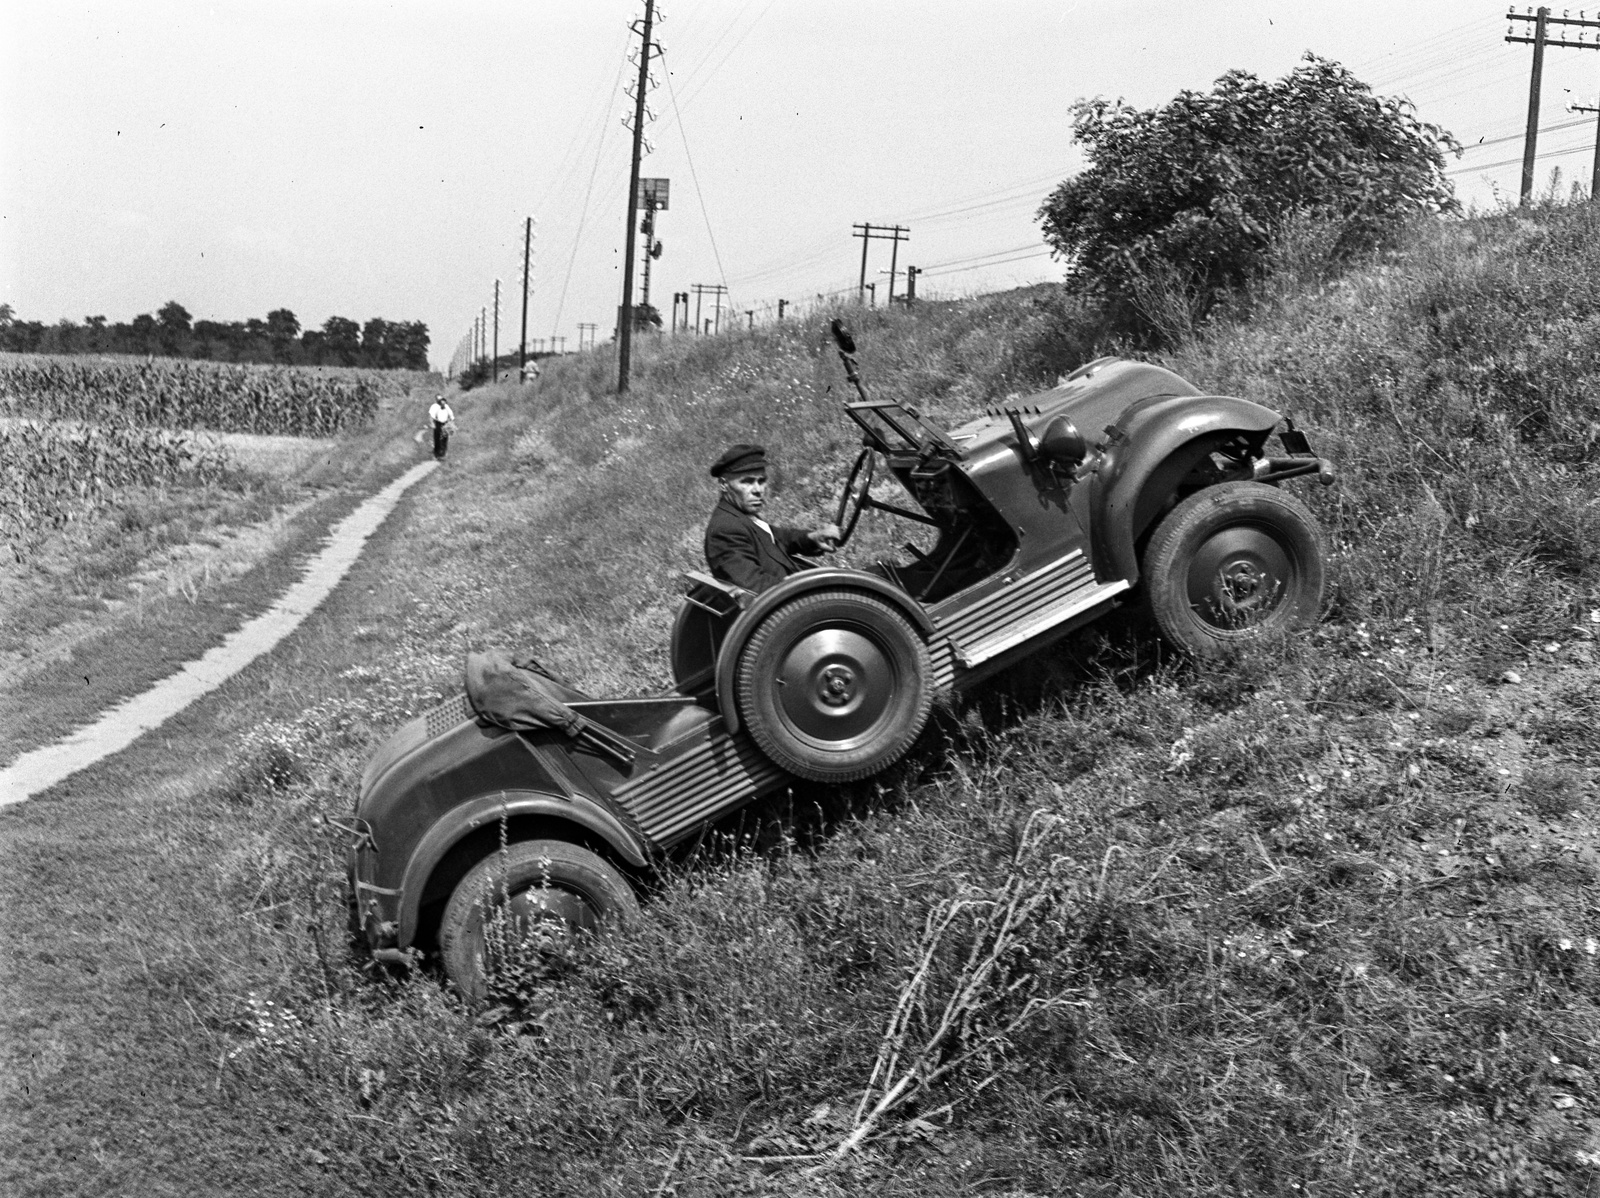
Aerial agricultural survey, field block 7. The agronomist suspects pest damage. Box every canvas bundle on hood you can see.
[463,649,637,766]
[465,649,583,735]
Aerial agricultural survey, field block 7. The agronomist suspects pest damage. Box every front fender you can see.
[395,788,650,947]
[712,567,935,735]
[1091,394,1280,583]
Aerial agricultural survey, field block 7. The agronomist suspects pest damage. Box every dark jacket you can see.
[704,498,815,592]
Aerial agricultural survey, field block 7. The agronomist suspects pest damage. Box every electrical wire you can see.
[1457,116,1591,154]
[674,0,780,114]
[1445,140,1594,176]
[549,36,631,337]
[660,47,733,305]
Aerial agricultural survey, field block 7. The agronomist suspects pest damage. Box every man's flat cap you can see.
[710,443,768,477]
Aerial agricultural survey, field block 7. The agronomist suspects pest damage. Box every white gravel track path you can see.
[0,459,436,806]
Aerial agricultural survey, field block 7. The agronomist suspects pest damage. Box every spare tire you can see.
[736,589,932,782]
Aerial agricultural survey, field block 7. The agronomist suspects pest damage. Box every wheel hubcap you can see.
[777,627,894,748]
[1187,526,1294,628]
[501,885,597,938]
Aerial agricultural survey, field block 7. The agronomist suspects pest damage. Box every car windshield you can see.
[845,400,963,458]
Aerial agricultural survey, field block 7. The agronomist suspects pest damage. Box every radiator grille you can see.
[424,693,475,740]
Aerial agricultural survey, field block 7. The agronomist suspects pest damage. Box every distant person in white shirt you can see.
[428,395,455,460]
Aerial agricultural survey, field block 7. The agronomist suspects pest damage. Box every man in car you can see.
[705,443,841,592]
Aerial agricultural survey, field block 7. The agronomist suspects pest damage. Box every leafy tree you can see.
[361,317,392,366]
[265,309,300,361]
[157,300,191,333]
[1037,54,1461,333]
[156,300,192,355]
[129,313,158,354]
[319,315,361,365]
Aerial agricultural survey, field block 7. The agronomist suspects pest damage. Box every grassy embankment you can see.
[5,203,1600,1196]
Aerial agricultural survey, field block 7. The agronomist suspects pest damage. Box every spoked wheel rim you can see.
[833,448,876,547]
[1185,523,1297,629]
[773,624,900,750]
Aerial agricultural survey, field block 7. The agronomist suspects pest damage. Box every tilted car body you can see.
[348,338,1334,995]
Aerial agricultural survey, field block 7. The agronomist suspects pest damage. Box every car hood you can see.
[944,358,1203,461]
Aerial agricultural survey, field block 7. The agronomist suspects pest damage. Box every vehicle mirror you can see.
[830,319,857,355]
[1039,416,1087,468]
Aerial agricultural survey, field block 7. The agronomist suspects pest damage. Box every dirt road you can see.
[0,459,436,806]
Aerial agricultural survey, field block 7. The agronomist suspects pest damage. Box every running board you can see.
[930,551,1130,673]
[951,580,1129,668]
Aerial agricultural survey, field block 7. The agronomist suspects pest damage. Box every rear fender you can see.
[396,789,649,947]
[1091,395,1279,583]
[712,567,936,735]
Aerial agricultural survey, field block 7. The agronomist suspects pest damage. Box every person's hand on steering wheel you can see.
[809,522,843,553]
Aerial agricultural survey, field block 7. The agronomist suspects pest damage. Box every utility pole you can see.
[618,0,659,392]
[519,217,535,381]
[492,280,500,380]
[851,223,910,301]
[1507,6,1600,204]
[480,306,488,373]
[578,322,598,351]
[690,284,726,334]
[1574,101,1600,199]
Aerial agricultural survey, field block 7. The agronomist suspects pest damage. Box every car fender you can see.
[396,788,649,947]
[1090,394,1280,583]
[713,567,936,735]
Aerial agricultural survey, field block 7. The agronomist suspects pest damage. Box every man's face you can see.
[721,469,767,515]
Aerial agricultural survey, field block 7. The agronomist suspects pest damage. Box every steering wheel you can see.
[833,447,876,547]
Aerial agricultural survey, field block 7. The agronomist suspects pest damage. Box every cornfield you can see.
[0,419,231,562]
[0,353,423,437]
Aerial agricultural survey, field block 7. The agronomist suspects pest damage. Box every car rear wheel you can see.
[1142,481,1326,658]
[439,839,639,1002]
[737,589,932,782]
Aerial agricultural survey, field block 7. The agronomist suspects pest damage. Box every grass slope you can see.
[4,207,1600,1196]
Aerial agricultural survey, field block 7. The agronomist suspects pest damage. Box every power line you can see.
[1458,114,1590,153]
[660,47,732,306]
[550,35,631,338]
[674,0,780,113]
[1445,139,1593,176]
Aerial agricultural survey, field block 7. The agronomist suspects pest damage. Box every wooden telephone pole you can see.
[1569,97,1600,198]
[518,217,534,381]
[1507,6,1600,204]
[617,0,658,393]
[852,223,909,302]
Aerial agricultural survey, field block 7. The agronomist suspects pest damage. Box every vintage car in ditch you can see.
[346,322,1334,996]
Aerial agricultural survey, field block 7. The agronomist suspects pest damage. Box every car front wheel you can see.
[438,839,639,1002]
[1142,481,1326,657]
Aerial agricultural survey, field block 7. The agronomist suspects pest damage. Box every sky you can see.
[3,1,1595,372]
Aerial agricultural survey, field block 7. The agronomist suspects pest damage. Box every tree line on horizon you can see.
[0,301,430,371]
